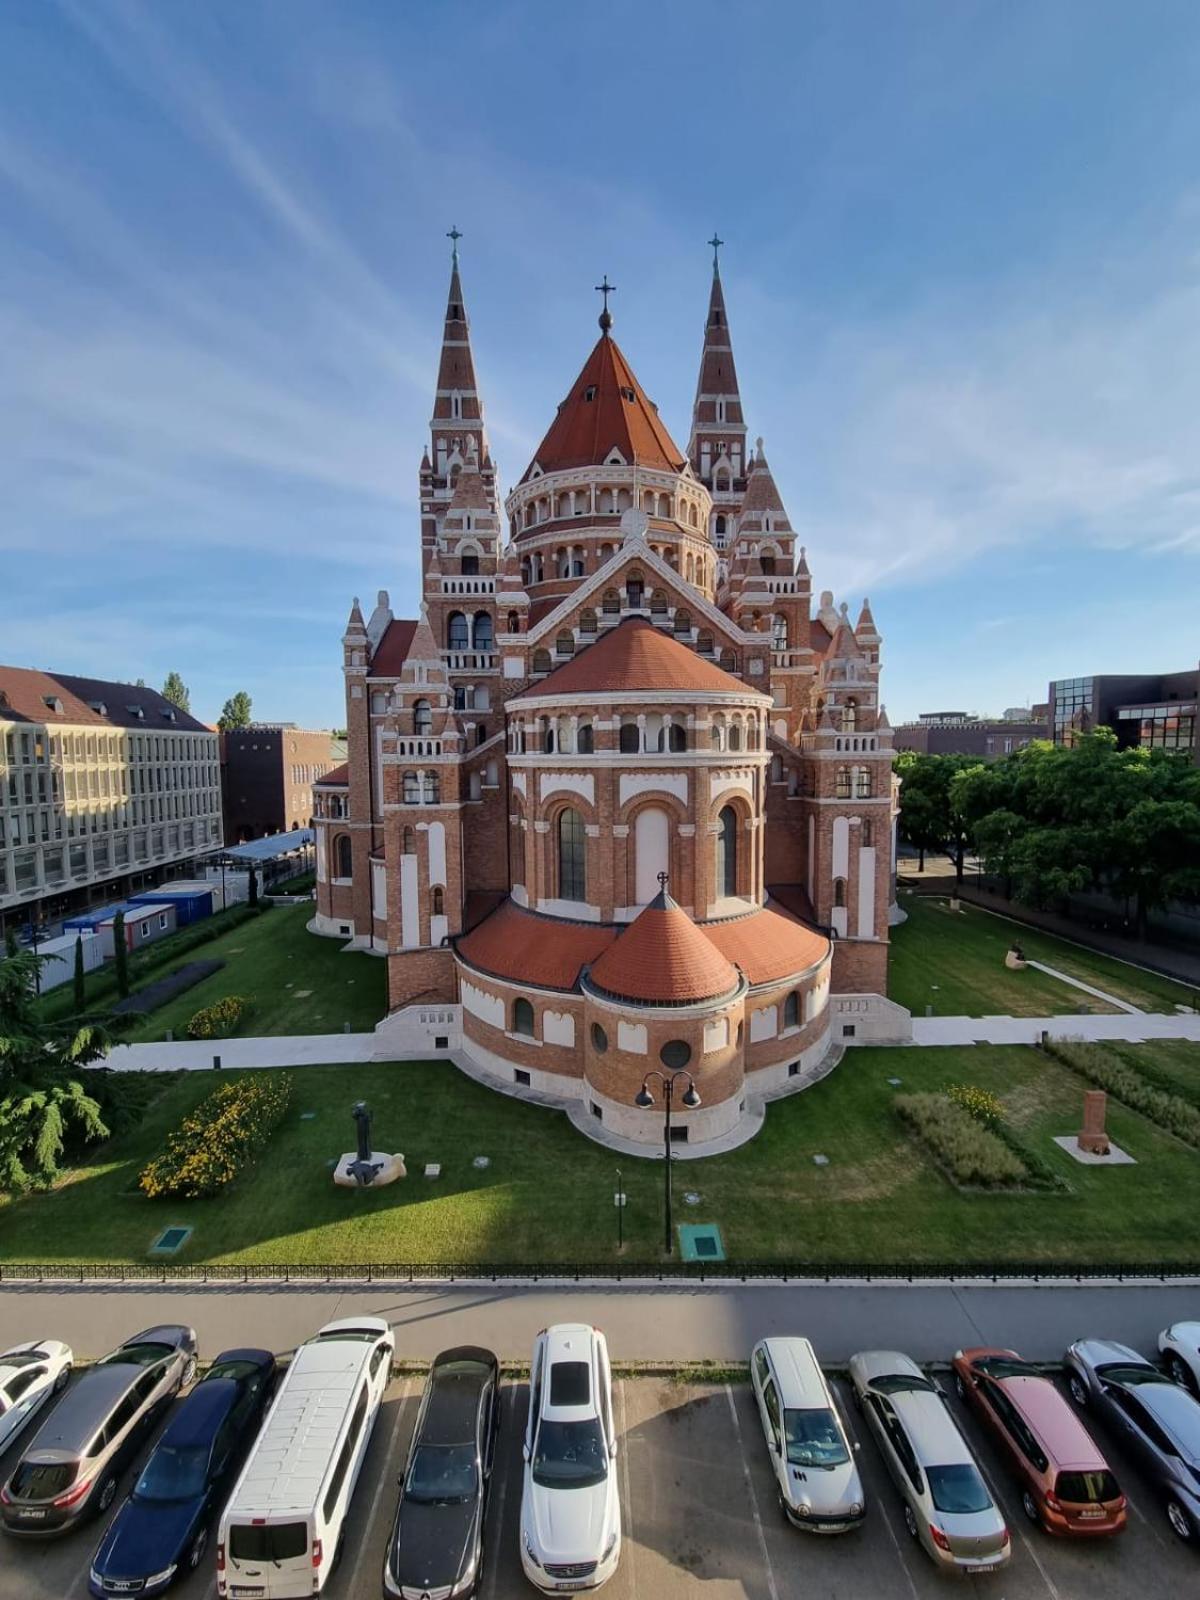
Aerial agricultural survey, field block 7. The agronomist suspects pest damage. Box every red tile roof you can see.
[588,891,740,1005]
[703,904,829,986]
[0,666,109,726]
[0,667,210,731]
[369,619,418,676]
[521,333,686,484]
[516,617,748,699]
[313,762,349,787]
[456,899,617,991]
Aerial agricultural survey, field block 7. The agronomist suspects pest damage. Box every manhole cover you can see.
[887,1077,902,1087]
[679,1223,725,1262]
[473,1156,491,1170]
[683,1191,701,1206]
[150,1226,192,1256]
[812,1154,830,1166]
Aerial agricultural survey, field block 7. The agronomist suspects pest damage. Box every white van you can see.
[216,1317,393,1597]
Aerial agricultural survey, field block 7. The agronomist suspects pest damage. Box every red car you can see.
[953,1347,1126,1536]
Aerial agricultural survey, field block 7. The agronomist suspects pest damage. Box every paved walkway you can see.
[1024,958,1140,1013]
[911,1010,1200,1046]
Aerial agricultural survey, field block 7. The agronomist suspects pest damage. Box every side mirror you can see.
[609,1440,618,1459]
[522,1443,531,1463]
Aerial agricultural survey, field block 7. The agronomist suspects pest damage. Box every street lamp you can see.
[635,1069,701,1256]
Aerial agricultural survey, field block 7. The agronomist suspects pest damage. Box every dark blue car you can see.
[88,1348,275,1597]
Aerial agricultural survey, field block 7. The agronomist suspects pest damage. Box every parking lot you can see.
[1,1363,1197,1600]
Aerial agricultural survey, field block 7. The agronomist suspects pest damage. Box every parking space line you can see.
[722,1383,780,1600]
[482,1381,516,1600]
[345,1377,412,1596]
[617,1379,638,1600]
[833,1380,921,1600]
[968,1453,1061,1600]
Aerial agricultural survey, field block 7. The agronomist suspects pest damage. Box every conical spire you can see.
[688,243,747,474]
[433,246,483,427]
[855,598,879,638]
[343,596,366,639]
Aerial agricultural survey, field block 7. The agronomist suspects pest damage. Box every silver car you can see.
[750,1338,864,1531]
[1064,1338,1200,1542]
[849,1350,1010,1573]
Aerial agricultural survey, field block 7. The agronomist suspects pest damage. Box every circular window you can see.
[660,1039,692,1070]
[591,1022,608,1053]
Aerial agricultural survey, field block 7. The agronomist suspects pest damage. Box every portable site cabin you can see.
[163,877,230,912]
[31,931,104,992]
[129,884,214,926]
[97,900,177,958]
[63,901,131,937]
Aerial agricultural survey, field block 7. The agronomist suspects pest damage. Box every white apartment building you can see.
[0,667,222,926]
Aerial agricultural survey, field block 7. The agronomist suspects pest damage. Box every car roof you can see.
[893,1389,972,1466]
[421,1360,492,1446]
[23,1365,139,1455]
[208,1347,274,1370]
[1136,1382,1200,1461]
[758,1339,829,1409]
[541,1327,598,1420]
[998,1375,1107,1469]
[123,1325,188,1348]
[158,1378,239,1450]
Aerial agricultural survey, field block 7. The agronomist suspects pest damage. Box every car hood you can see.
[524,1472,615,1561]
[784,1458,864,1517]
[390,1496,477,1590]
[94,1494,204,1577]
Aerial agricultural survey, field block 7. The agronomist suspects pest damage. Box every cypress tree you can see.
[112,912,130,998]
[248,866,259,910]
[72,936,86,1012]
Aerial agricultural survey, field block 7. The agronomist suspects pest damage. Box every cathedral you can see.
[311,241,897,1154]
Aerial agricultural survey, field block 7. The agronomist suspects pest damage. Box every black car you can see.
[89,1348,276,1596]
[383,1346,500,1599]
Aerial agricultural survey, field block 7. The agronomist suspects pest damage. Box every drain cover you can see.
[150,1226,192,1256]
[473,1156,491,1170]
[679,1223,724,1262]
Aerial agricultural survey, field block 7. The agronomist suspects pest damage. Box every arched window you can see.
[761,554,776,576]
[580,608,598,634]
[602,588,620,614]
[447,612,469,650]
[542,723,555,754]
[402,827,415,855]
[432,886,444,917]
[423,772,440,804]
[533,650,552,674]
[520,559,532,587]
[558,807,586,901]
[836,767,852,799]
[843,699,858,732]
[772,614,788,651]
[854,769,873,799]
[710,724,723,751]
[513,998,535,1037]
[403,771,420,803]
[472,613,493,650]
[555,631,575,656]
[728,722,742,752]
[334,834,353,878]
[626,576,644,608]
[862,820,873,848]
[461,552,479,576]
[697,630,714,655]
[715,514,726,538]
[784,991,800,1029]
[833,878,847,908]
[577,724,594,754]
[413,699,432,734]
[668,724,687,752]
[673,609,692,635]
[716,805,738,898]
[619,721,640,754]
[634,807,670,904]
[507,610,520,633]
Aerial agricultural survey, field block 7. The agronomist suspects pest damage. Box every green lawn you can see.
[1111,1041,1200,1099]
[889,894,1198,1016]
[1,1044,1194,1267]
[125,903,387,1042]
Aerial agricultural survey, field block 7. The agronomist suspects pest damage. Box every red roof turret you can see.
[588,887,741,1005]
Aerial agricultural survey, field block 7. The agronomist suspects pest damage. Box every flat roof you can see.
[216,829,314,863]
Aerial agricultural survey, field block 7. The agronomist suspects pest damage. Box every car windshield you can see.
[406,1444,478,1504]
[871,1374,936,1396]
[9,1460,76,1500]
[204,1360,261,1383]
[2,1354,44,1370]
[101,1343,173,1369]
[927,1463,993,1515]
[975,1356,1038,1380]
[532,1417,608,1489]
[135,1444,209,1502]
[1095,1363,1167,1387]
[784,1408,850,1469]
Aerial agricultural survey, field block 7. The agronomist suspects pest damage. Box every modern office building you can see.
[0,667,222,931]
[220,725,344,843]
[1049,670,1198,758]
[893,708,1049,757]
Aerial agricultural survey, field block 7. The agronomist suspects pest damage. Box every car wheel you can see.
[1067,1373,1088,1407]
[188,1526,208,1569]
[1166,1499,1194,1542]
[97,1476,118,1514]
[181,1356,197,1388]
[1021,1490,1041,1526]
[954,1372,967,1401]
[1168,1355,1197,1395]
[903,1504,919,1541]
[53,1363,71,1392]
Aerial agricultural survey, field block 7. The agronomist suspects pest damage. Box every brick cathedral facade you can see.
[312,245,897,1153]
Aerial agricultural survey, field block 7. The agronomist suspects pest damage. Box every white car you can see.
[520,1324,621,1593]
[0,1339,73,1454]
[1159,1322,1200,1395]
[750,1337,865,1531]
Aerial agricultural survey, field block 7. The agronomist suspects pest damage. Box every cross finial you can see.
[657,870,670,893]
[447,225,462,266]
[708,233,724,274]
[595,274,616,332]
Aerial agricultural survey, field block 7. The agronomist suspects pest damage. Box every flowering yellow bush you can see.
[186,995,250,1040]
[947,1083,1005,1126]
[139,1073,292,1198]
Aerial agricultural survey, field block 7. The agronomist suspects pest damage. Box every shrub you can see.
[139,1073,292,1198]
[947,1084,1005,1126]
[895,1093,1028,1188]
[1043,1041,1200,1148]
[186,995,251,1040]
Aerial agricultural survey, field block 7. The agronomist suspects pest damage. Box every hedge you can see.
[945,1082,1067,1192]
[1043,1040,1200,1148]
[186,995,251,1040]
[895,1093,1029,1188]
[139,1074,293,1198]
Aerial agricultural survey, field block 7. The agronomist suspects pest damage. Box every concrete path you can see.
[105,1031,378,1070]
[1,1280,1197,1364]
[1025,957,1141,1013]
[911,1011,1200,1046]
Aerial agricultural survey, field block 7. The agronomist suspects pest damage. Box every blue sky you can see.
[4,0,1199,729]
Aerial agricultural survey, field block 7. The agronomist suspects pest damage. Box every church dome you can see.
[513,616,757,700]
[587,887,741,1006]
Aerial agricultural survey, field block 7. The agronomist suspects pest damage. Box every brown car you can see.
[953,1347,1126,1536]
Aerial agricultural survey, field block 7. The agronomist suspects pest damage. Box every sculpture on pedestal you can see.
[332,1099,406,1188]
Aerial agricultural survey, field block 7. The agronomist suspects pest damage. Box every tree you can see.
[0,948,111,1190]
[162,672,191,712]
[112,912,130,999]
[896,753,985,884]
[218,691,253,731]
[248,865,259,909]
[72,936,86,1012]
[3,927,16,959]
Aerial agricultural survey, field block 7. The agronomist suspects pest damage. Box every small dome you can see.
[588,889,740,1006]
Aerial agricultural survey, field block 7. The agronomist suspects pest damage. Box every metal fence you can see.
[0,1260,1196,1286]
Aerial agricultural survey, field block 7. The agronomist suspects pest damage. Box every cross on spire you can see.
[708,233,724,274]
[657,870,670,892]
[595,274,616,333]
[446,225,462,266]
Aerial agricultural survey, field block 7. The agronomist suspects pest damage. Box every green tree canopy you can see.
[161,671,191,712]
[218,690,253,731]
[896,752,985,884]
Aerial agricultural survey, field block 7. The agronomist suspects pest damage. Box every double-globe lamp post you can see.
[635,1069,701,1256]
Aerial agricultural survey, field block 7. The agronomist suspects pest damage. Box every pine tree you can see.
[218,691,253,731]
[3,927,16,959]
[72,936,86,1012]
[248,865,259,909]
[112,912,130,999]
[162,672,191,712]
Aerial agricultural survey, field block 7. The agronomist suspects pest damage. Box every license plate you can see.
[106,1585,136,1594]
[231,1589,265,1597]
[556,1585,590,1594]
[1078,1507,1105,1518]
[18,1509,46,1520]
